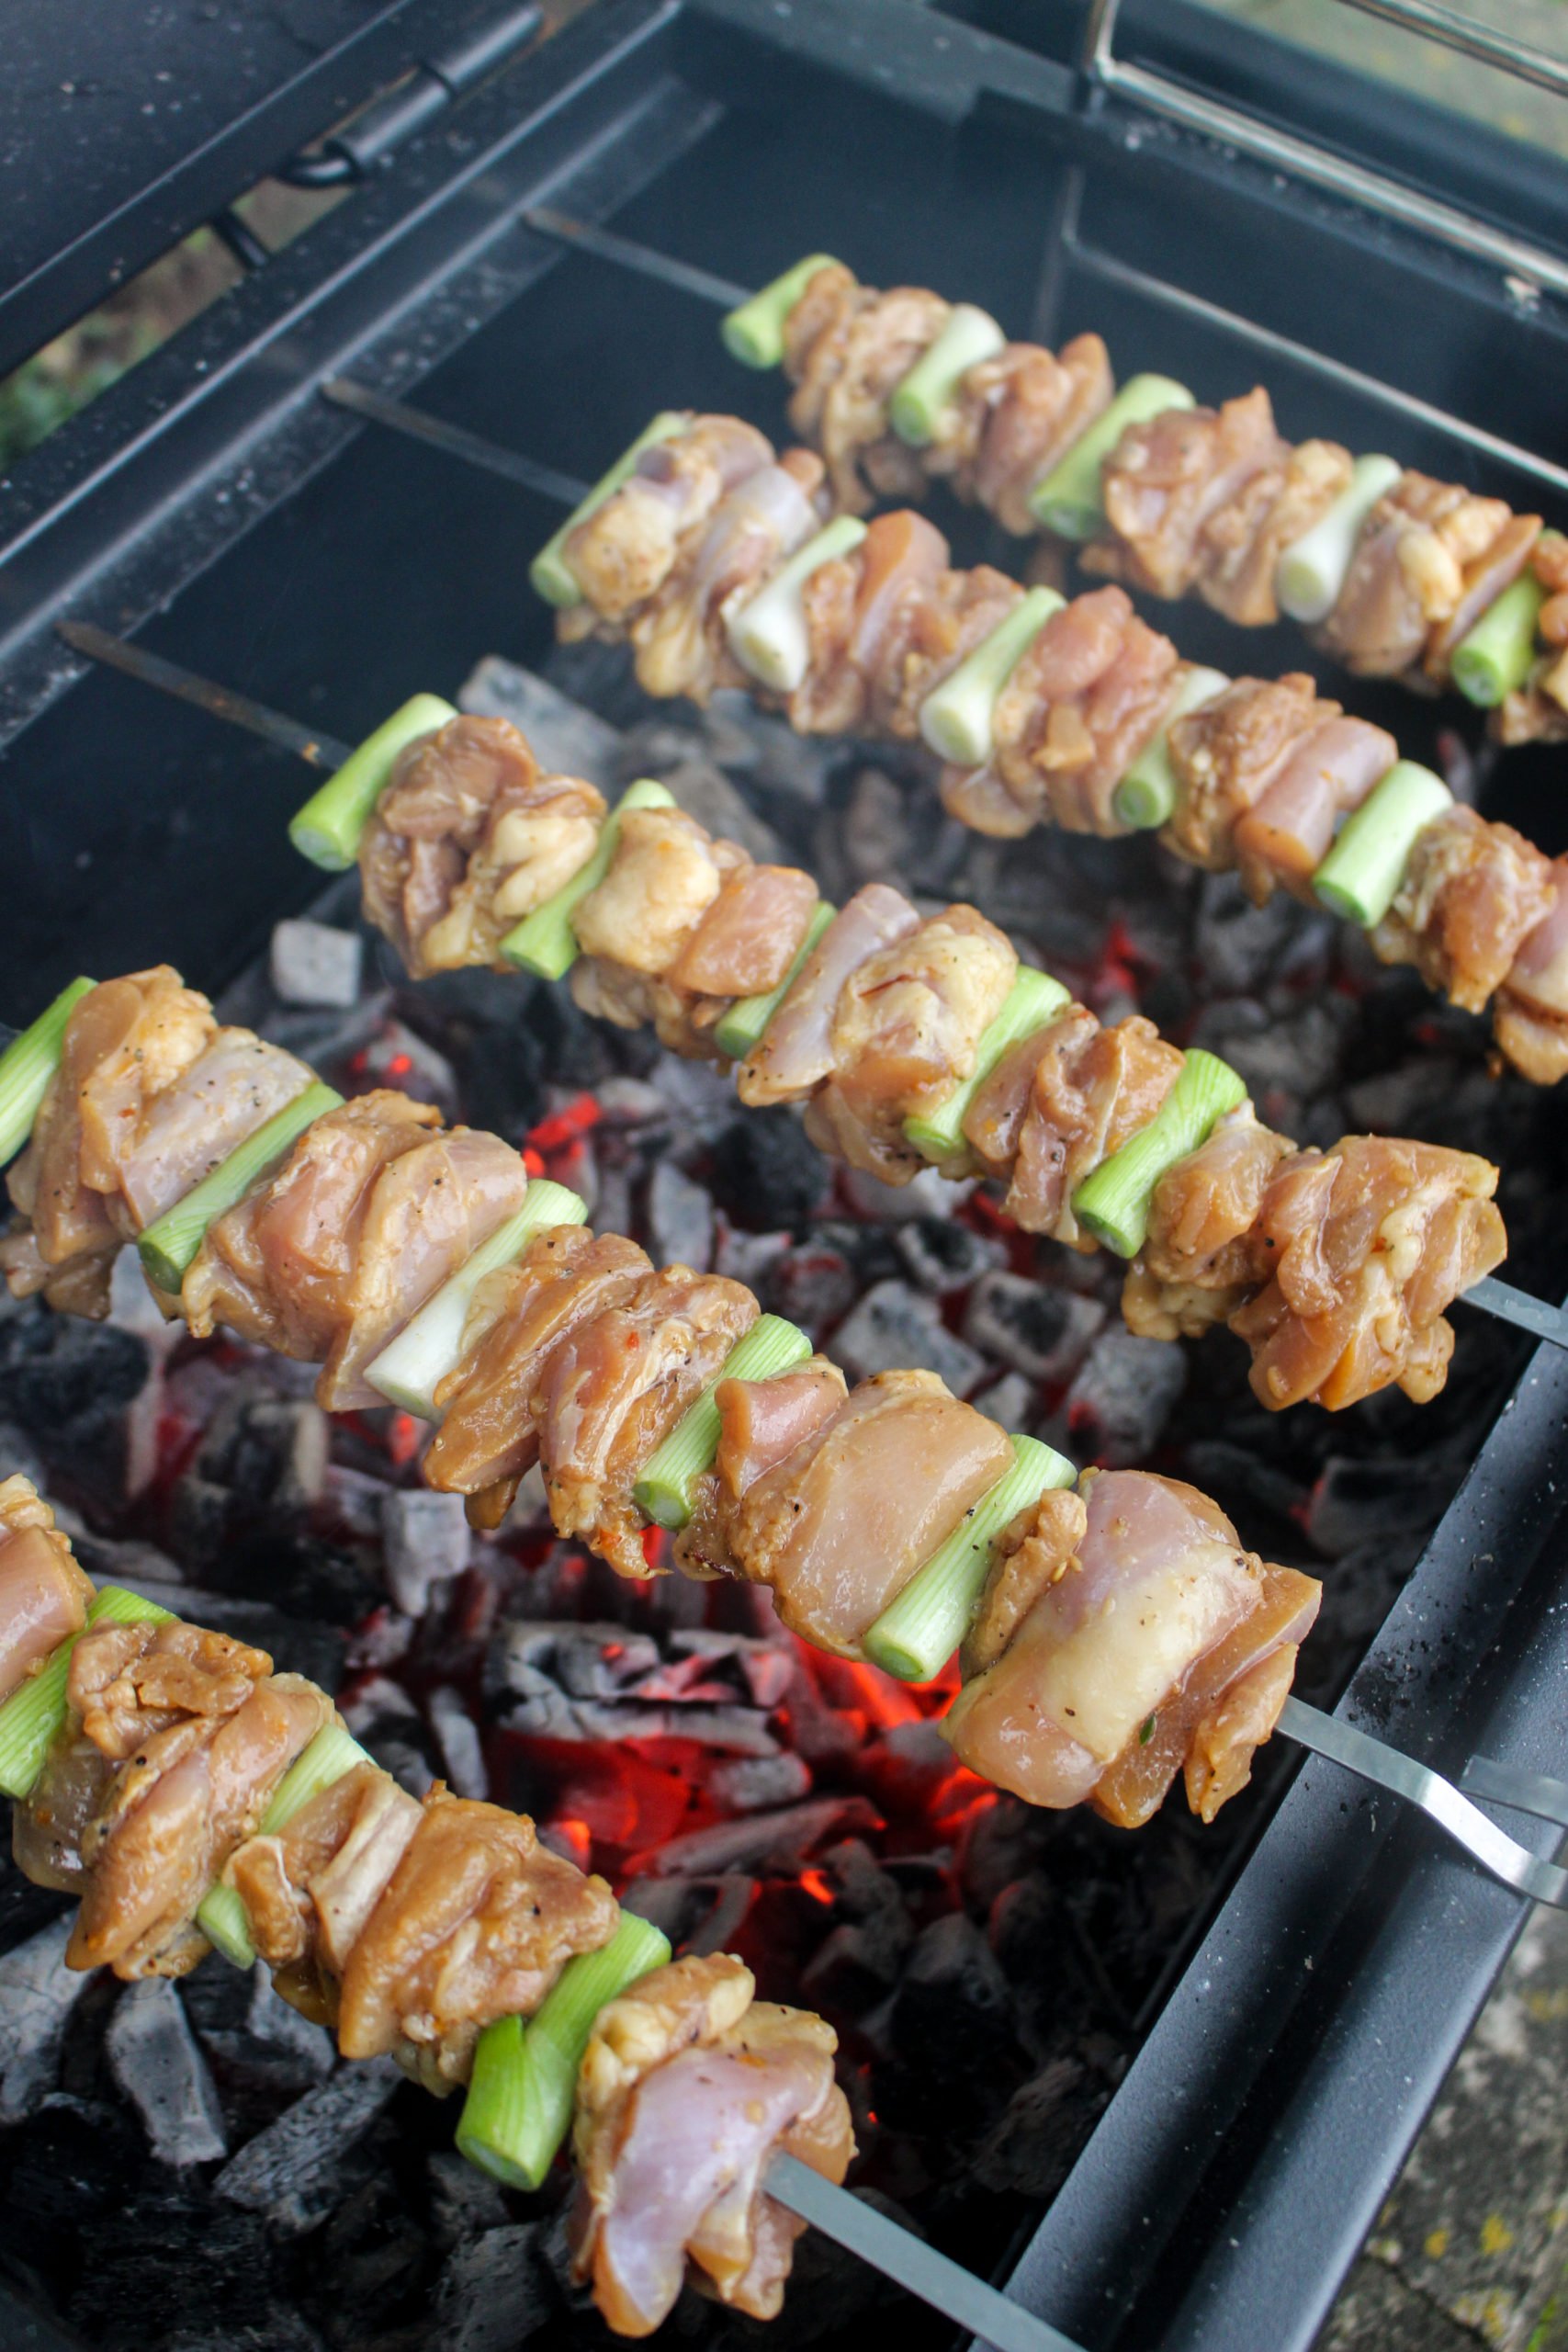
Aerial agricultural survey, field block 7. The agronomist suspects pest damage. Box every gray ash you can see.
[0,658,1562,2352]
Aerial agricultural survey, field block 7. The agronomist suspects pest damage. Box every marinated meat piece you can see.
[878,565,1026,741]
[737,884,920,1107]
[1494,864,1568,1082]
[338,1787,617,2089]
[949,334,1114,536]
[676,1358,848,1580]
[632,455,826,704]
[14,1727,116,1893]
[1232,715,1397,904]
[793,285,949,511]
[1230,1136,1506,1410]
[1122,1112,1291,1340]
[986,587,1177,836]
[3,967,214,1313]
[536,1268,758,1577]
[116,1029,314,1231]
[1088,389,1290,602]
[1196,437,1352,627]
[1320,472,1517,677]
[791,512,950,736]
[942,1469,1297,1819]
[359,714,608,977]
[572,808,742,977]
[960,1486,1088,1678]
[1424,511,1541,681]
[784,266,874,436]
[668,862,818,1000]
[1165,673,1324,872]
[803,906,1016,1182]
[570,957,732,1063]
[562,418,773,622]
[0,1476,93,1706]
[571,1953,853,2336]
[962,1014,1077,1178]
[1184,1640,1302,1823]
[1001,1008,1183,1250]
[1371,805,1557,1015]
[227,1762,422,1995]
[728,1369,1011,1654]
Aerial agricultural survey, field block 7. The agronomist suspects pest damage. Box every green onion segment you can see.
[1072,1049,1247,1259]
[0,1586,175,1803]
[1274,455,1401,625]
[457,1912,672,2189]
[0,977,95,1167]
[919,588,1064,767]
[1311,759,1452,929]
[500,779,675,979]
[197,1721,373,1968]
[726,516,868,694]
[633,1315,813,1531]
[1028,376,1195,539]
[367,1180,589,1419]
[1112,664,1230,831]
[712,900,835,1063]
[863,1436,1077,1684]
[138,1080,343,1297]
[289,695,457,873]
[890,304,1006,447]
[904,967,1071,1164]
[529,414,688,607]
[1451,570,1547,709]
[721,256,840,369]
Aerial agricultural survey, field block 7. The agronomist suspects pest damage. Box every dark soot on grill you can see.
[0,658,1561,2352]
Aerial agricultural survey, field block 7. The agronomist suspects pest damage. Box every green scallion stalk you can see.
[1028,375,1195,539]
[725,515,868,694]
[0,977,95,1166]
[197,1721,373,1968]
[1071,1049,1247,1259]
[721,256,840,369]
[903,967,1071,1164]
[1451,570,1547,708]
[712,900,834,1063]
[862,1436,1077,1684]
[288,695,458,872]
[1111,663,1230,831]
[138,1080,343,1296]
[529,413,688,607]
[1274,454,1402,625]
[0,1586,175,1802]
[633,1316,813,1531]
[889,304,1006,447]
[499,779,675,980]
[1311,759,1451,930]
[918,587,1063,766]
[456,1912,672,2189]
[367,1180,589,1419]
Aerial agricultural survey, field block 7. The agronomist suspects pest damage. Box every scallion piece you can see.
[529,413,688,607]
[918,587,1064,766]
[633,1315,812,1532]
[1311,759,1451,930]
[862,1436,1077,1684]
[288,695,458,872]
[0,1586,175,1803]
[712,900,834,1062]
[1071,1049,1247,1260]
[367,1179,589,1419]
[1274,454,1402,625]
[1027,375,1195,539]
[903,967,1070,1164]
[1111,664,1230,831]
[889,304,1006,447]
[499,778,675,979]
[138,1080,343,1296]
[1451,570,1548,708]
[721,256,840,369]
[726,515,868,694]
[197,1721,374,1968]
[0,977,95,1166]
[457,1912,672,2189]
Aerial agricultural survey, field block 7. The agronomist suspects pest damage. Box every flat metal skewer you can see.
[321,378,591,506]
[51,620,1568,1368]
[520,203,752,310]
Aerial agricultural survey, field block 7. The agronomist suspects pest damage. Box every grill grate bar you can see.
[521,202,752,307]
[321,378,591,505]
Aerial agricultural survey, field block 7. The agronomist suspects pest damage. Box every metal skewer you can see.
[321,378,592,507]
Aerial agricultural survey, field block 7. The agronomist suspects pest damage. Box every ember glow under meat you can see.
[525,409,1568,1082]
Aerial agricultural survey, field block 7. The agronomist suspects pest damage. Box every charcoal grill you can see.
[6,4,1568,2348]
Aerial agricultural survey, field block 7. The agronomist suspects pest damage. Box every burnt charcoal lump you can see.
[970,2053,1110,2199]
[104,1979,228,2166]
[65,2188,278,2348]
[434,2223,557,2352]
[882,1914,1021,2132]
[709,1111,832,1230]
[0,1302,149,1428]
[0,1912,92,2121]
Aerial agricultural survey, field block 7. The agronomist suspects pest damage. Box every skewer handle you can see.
[765,2154,1086,2352]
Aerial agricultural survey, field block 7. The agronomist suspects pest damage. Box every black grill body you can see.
[3,7,1568,2350]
